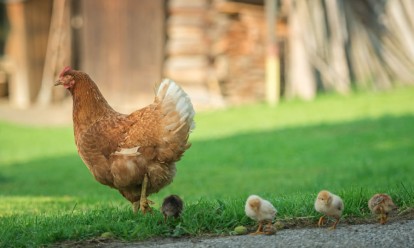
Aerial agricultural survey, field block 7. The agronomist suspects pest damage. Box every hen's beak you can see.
[54,80,62,86]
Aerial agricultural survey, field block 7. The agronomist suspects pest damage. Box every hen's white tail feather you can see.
[157,79,195,131]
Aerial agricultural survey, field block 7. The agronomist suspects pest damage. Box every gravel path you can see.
[109,219,414,248]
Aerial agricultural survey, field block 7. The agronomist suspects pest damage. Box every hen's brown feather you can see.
[57,68,194,205]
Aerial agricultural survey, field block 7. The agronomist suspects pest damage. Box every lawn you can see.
[1,87,414,246]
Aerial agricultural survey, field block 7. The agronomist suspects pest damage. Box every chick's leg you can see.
[139,174,154,214]
[379,207,387,225]
[263,221,276,235]
[317,216,325,227]
[250,221,264,235]
[329,217,340,230]
[380,213,388,225]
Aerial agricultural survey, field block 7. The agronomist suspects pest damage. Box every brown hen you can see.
[55,66,195,214]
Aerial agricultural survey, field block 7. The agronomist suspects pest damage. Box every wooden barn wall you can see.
[76,0,165,111]
[5,0,53,106]
[25,0,53,101]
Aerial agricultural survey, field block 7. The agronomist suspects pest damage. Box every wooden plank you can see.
[5,2,30,108]
[168,0,209,14]
[78,0,165,110]
[37,0,69,106]
[265,0,280,106]
[164,56,209,84]
[166,39,209,55]
[214,1,263,14]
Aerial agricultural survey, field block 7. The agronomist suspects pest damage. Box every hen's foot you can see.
[132,199,154,214]
[139,198,154,214]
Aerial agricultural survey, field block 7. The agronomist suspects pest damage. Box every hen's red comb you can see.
[59,66,72,77]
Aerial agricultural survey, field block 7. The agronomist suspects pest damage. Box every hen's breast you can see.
[75,114,128,187]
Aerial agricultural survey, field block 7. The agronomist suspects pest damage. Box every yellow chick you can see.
[314,190,344,229]
[161,195,184,222]
[245,195,277,235]
[368,193,398,225]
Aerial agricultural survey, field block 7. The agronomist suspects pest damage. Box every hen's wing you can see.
[120,79,195,163]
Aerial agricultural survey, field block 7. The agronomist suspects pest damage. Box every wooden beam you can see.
[265,0,279,106]
[214,1,263,14]
[37,0,67,106]
[5,2,30,108]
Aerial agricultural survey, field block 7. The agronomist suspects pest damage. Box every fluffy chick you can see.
[245,195,277,235]
[368,193,398,225]
[314,190,344,229]
[161,195,183,222]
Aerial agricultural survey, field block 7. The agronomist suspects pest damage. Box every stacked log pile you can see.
[209,0,287,105]
[210,1,267,105]
[165,0,209,84]
[165,0,225,108]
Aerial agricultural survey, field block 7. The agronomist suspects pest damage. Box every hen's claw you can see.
[140,198,154,214]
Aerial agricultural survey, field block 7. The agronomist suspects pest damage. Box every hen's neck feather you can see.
[70,73,118,133]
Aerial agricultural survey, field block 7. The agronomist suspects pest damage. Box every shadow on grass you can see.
[1,114,413,201]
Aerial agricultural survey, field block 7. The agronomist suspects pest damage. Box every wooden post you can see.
[265,0,279,106]
[5,2,30,108]
[37,0,67,106]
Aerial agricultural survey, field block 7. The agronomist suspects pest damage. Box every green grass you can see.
[1,87,414,246]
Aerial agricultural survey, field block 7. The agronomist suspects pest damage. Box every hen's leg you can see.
[133,202,140,213]
[139,173,153,214]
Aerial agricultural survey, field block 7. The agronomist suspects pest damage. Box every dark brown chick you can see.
[368,193,398,224]
[161,195,184,222]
